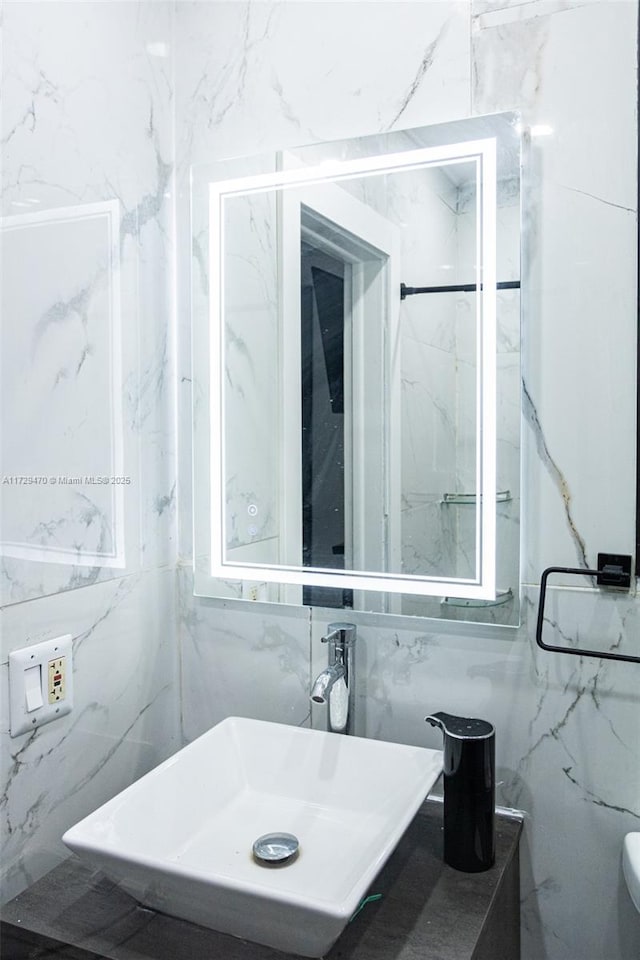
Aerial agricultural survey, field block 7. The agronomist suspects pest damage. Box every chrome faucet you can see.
[310,622,356,735]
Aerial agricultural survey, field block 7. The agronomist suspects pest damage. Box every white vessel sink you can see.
[63,716,442,957]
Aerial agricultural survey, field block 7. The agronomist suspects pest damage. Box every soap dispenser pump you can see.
[425,711,495,873]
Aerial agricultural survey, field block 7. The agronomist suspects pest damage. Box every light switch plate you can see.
[9,635,73,737]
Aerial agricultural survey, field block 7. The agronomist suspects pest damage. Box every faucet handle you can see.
[321,622,356,646]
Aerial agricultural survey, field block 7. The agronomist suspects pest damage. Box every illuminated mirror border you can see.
[207,137,498,600]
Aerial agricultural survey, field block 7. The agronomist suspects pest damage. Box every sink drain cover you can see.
[252,832,299,866]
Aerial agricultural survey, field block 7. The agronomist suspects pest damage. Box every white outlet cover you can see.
[9,634,73,737]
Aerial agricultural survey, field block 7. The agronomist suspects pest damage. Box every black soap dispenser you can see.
[425,711,495,873]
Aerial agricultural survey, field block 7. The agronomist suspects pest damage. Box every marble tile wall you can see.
[1,0,177,603]
[178,566,311,742]
[1,3,637,959]
[397,165,459,581]
[222,191,281,558]
[0,568,180,904]
[473,0,637,583]
[175,0,472,567]
[454,195,521,591]
[311,585,640,960]
[176,3,639,960]
[0,1,180,903]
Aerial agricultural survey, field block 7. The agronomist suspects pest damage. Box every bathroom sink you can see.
[63,717,443,957]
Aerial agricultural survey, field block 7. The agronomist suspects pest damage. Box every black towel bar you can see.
[400,280,520,299]
[535,557,638,664]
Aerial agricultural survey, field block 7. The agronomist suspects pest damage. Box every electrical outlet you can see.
[48,657,66,704]
[9,635,73,737]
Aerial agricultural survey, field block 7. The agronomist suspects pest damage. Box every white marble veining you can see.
[176,0,471,565]
[396,165,459,583]
[222,191,280,554]
[312,584,639,959]
[2,4,639,960]
[1,0,176,604]
[178,566,311,743]
[1,0,179,906]
[0,567,180,905]
[1,201,125,571]
[175,1,470,175]
[473,0,637,581]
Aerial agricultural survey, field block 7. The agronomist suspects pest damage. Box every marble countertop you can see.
[2,800,522,960]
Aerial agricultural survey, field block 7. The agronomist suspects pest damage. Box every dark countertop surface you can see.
[1,800,522,960]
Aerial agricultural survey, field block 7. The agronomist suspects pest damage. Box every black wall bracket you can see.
[536,554,638,664]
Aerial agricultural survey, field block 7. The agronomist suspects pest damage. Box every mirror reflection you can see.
[193,113,521,625]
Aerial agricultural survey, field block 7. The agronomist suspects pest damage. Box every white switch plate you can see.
[9,635,74,737]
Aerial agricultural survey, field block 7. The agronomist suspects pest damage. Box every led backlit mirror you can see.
[192,113,522,624]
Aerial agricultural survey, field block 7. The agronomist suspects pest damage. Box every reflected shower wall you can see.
[400,175,520,619]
